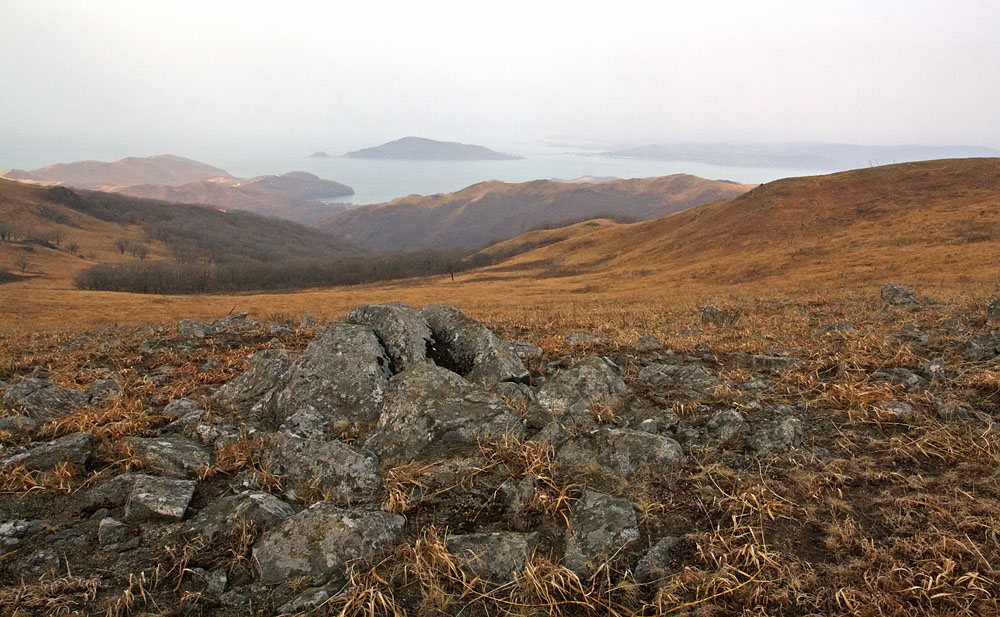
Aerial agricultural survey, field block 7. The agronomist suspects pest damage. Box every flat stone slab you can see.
[125,475,196,522]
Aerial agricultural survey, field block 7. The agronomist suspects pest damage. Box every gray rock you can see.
[347,302,433,373]
[87,378,122,405]
[535,357,627,419]
[98,517,132,545]
[707,409,746,442]
[508,340,544,361]
[420,304,529,385]
[637,363,715,388]
[881,283,918,306]
[254,503,405,585]
[2,432,93,471]
[636,335,663,351]
[701,306,739,327]
[963,333,1000,361]
[989,298,1000,322]
[531,421,573,448]
[1,378,88,419]
[125,475,196,521]
[24,549,60,576]
[881,400,917,419]
[557,429,683,478]
[0,519,44,552]
[500,475,536,513]
[213,349,292,410]
[263,434,380,504]
[747,355,802,372]
[278,407,331,439]
[813,321,854,337]
[751,417,804,455]
[186,491,295,540]
[299,314,317,330]
[448,532,540,582]
[363,363,525,461]
[634,536,682,584]
[565,490,640,575]
[122,435,210,478]
[0,415,40,439]
[177,319,207,338]
[937,401,972,421]
[200,357,223,372]
[207,312,257,335]
[268,323,391,426]
[163,398,202,419]
[278,584,337,615]
[636,410,682,435]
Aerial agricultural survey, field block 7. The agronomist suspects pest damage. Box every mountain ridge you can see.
[345,136,522,160]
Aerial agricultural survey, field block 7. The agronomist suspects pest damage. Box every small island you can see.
[344,136,523,161]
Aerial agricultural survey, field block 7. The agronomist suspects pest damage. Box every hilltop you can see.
[1,154,231,188]
[314,174,753,251]
[344,137,522,160]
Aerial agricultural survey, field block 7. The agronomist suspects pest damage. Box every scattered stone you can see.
[0,519,44,552]
[186,491,295,540]
[564,490,639,575]
[200,357,223,372]
[1,377,88,420]
[880,400,917,419]
[499,475,536,513]
[363,363,525,460]
[2,432,93,471]
[963,333,1000,361]
[263,434,380,503]
[535,357,627,419]
[558,429,683,478]
[447,532,540,582]
[177,319,207,338]
[751,417,804,455]
[163,398,202,420]
[702,306,739,327]
[634,536,682,584]
[87,378,122,405]
[814,321,855,337]
[707,409,746,442]
[919,359,947,383]
[936,401,972,421]
[637,363,715,388]
[747,354,802,372]
[213,349,292,410]
[881,283,917,306]
[267,323,391,426]
[0,415,40,440]
[125,475,196,522]
[565,333,607,345]
[278,584,337,615]
[254,504,405,585]
[636,334,663,351]
[122,435,210,478]
[508,340,544,361]
[347,302,433,373]
[23,549,60,576]
[989,298,1000,322]
[98,517,131,545]
[420,304,529,385]
[299,314,317,330]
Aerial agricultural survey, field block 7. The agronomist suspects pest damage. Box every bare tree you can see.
[13,255,30,273]
[67,240,80,255]
[51,226,65,247]
[133,243,150,261]
[0,221,11,242]
[114,237,129,255]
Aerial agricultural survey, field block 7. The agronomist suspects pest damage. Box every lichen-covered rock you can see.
[186,491,295,540]
[557,429,683,478]
[347,302,433,373]
[564,490,639,575]
[637,363,715,388]
[0,415,40,440]
[2,432,93,471]
[177,319,207,338]
[747,355,802,372]
[263,434,380,503]
[508,341,543,361]
[98,518,132,545]
[634,536,682,584]
[163,397,202,420]
[278,407,330,439]
[122,435,210,478]
[254,504,405,585]
[447,532,540,582]
[881,283,917,306]
[989,298,1000,322]
[125,475,196,522]
[267,323,391,426]
[362,363,525,461]
[751,417,804,455]
[87,378,122,405]
[213,349,292,410]
[1,378,87,420]
[535,357,627,419]
[636,335,663,351]
[420,304,529,385]
[707,409,746,442]
[702,305,738,327]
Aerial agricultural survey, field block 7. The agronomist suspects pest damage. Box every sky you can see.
[1,0,998,168]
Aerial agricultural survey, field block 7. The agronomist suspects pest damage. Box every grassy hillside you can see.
[0,154,230,188]
[314,174,753,251]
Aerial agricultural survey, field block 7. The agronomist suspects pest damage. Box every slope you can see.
[314,174,754,251]
[1,154,231,188]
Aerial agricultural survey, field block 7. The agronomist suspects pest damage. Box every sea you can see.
[210,144,833,207]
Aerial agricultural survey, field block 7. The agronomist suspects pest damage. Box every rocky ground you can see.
[2,286,1000,616]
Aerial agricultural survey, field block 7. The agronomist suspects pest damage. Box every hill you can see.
[605,141,1000,170]
[345,136,522,160]
[111,171,354,223]
[474,158,1000,290]
[314,174,754,251]
[1,154,231,188]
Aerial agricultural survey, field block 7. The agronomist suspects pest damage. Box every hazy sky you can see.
[1,0,998,167]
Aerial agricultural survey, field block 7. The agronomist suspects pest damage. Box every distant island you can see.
[344,137,523,161]
[309,151,334,158]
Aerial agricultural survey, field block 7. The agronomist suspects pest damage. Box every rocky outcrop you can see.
[1,378,87,419]
[564,490,639,575]
[420,305,529,385]
[1,432,93,471]
[535,357,627,420]
[557,428,683,478]
[262,434,380,503]
[347,302,433,373]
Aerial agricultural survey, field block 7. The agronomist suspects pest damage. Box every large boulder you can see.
[267,323,392,426]
[1,432,93,471]
[347,302,433,373]
[254,504,405,585]
[186,491,295,540]
[213,349,292,410]
[122,436,210,479]
[1,378,87,420]
[262,434,380,503]
[535,357,628,419]
[557,429,683,478]
[447,532,540,583]
[420,305,529,385]
[564,490,639,576]
[362,363,526,461]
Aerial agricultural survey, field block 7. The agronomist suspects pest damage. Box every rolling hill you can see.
[0,154,230,188]
[344,137,522,160]
[313,174,754,251]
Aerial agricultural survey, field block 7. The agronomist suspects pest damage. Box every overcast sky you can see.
[1,0,998,167]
